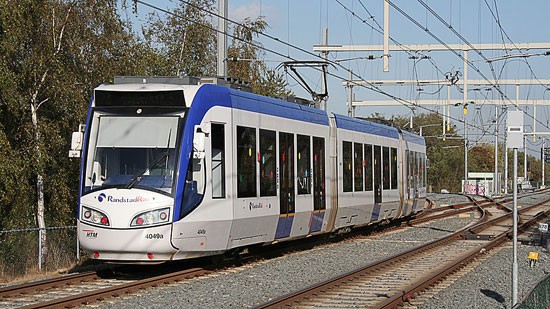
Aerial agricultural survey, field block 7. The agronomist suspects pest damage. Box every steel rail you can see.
[20,267,210,309]
[255,217,478,308]
[465,199,549,235]
[0,271,99,298]
[377,207,550,308]
[256,195,549,308]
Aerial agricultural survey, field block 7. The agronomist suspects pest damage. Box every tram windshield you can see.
[83,116,181,195]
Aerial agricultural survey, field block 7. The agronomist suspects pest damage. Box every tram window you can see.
[383,146,390,190]
[354,142,363,191]
[416,152,421,183]
[343,141,353,192]
[297,135,311,195]
[313,137,326,210]
[418,152,424,187]
[364,144,373,191]
[421,154,426,187]
[414,151,419,183]
[405,150,410,192]
[425,155,428,187]
[260,129,276,196]
[391,147,397,189]
[237,126,257,198]
[374,145,381,189]
[424,155,428,187]
[410,151,414,178]
[280,132,295,213]
[211,123,225,198]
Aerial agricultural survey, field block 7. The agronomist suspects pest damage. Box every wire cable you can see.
[414,0,550,132]
[135,0,512,138]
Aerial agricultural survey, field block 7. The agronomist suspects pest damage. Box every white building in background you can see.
[462,172,499,196]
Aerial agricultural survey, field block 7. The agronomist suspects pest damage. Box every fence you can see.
[516,274,550,309]
[0,225,79,278]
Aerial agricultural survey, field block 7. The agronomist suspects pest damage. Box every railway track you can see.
[1,192,545,308]
[256,193,550,308]
[0,196,473,308]
[0,267,211,308]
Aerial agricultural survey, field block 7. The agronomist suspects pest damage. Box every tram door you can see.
[276,132,295,239]
[373,145,382,203]
[310,137,326,233]
[372,145,382,220]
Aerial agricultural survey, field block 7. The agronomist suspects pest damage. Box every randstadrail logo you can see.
[97,193,149,203]
[98,193,107,202]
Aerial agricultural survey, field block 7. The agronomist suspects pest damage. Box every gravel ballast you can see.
[97,194,550,309]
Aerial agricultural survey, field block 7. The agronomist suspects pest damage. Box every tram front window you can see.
[84,116,181,194]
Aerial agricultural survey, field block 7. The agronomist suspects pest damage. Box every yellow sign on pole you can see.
[528,252,539,260]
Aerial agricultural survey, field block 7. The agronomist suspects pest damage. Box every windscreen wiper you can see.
[125,152,169,189]
[126,130,172,189]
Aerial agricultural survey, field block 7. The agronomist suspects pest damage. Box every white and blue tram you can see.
[76,77,427,262]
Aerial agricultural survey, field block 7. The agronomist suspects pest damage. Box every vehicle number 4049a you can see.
[145,233,164,239]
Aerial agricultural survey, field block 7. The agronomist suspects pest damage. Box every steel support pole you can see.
[463,50,468,193]
[443,85,449,140]
[217,0,228,77]
[383,0,389,72]
[462,50,468,193]
[348,70,353,117]
[38,229,42,271]
[543,139,546,188]
[320,28,329,111]
[495,105,499,195]
[523,135,529,181]
[512,148,518,306]
[76,222,80,261]
[464,117,468,193]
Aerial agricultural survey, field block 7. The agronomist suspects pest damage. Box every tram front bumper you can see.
[78,222,177,262]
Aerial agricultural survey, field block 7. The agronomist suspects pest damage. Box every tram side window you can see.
[297,135,311,195]
[237,126,257,198]
[343,141,353,192]
[421,154,426,187]
[211,123,225,198]
[391,147,397,189]
[383,146,390,190]
[425,155,428,187]
[364,144,373,191]
[374,145,382,191]
[313,137,326,210]
[409,151,415,180]
[418,152,424,187]
[354,142,363,191]
[414,151,419,184]
[260,129,277,196]
[280,132,295,214]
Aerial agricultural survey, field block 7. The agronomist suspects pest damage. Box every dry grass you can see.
[0,266,75,286]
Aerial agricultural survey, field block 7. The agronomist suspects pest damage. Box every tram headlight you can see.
[131,208,170,227]
[81,206,110,226]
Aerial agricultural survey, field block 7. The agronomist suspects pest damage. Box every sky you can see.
[130,0,550,156]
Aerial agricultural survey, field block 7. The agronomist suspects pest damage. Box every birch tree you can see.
[141,0,217,76]
[0,0,147,270]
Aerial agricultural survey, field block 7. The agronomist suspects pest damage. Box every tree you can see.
[469,144,496,172]
[0,0,148,271]
[141,0,217,76]
[392,113,465,192]
[227,17,291,97]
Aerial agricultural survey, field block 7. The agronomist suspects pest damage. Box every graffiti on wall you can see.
[463,180,494,196]
[465,184,485,195]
